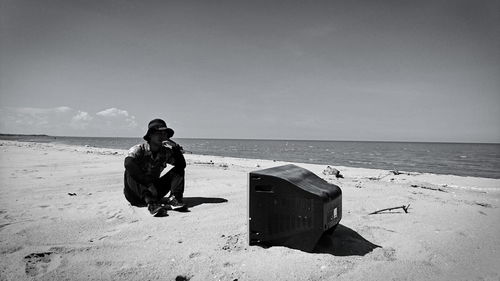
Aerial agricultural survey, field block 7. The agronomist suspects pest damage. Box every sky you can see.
[1,0,499,142]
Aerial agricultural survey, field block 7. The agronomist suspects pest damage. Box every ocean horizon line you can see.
[1,133,500,145]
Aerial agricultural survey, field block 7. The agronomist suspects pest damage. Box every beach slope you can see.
[0,140,499,281]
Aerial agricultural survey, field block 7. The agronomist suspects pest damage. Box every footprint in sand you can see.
[0,245,23,255]
[221,234,244,252]
[92,228,122,242]
[24,252,62,277]
[95,260,113,267]
[106,210,125,221]
[371,247,396,261]
[188,252,201,259]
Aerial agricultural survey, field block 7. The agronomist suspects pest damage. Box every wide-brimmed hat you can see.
[143,118,174,141]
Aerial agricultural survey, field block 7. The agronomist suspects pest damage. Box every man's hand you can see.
[162,139,177,148]
[163,139,184,153]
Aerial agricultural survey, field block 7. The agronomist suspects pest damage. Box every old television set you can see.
[248,164,342,252]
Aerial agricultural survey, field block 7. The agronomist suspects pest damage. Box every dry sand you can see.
[0,140,499,281]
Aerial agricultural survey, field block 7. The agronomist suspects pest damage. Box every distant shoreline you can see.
[1,133,498,145]
[0,133,51,137]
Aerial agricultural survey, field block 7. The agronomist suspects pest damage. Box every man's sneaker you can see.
[148,202,166,216]
[166,195,186,211]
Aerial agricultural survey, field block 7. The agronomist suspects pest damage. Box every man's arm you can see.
[124,157,154,185]
[169,144,186,169]
[172,146,186,169]
[124,145,154,186]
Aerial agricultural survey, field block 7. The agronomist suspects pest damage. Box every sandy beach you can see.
[0,140,499,281]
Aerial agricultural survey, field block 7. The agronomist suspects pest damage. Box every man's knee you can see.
[124,171,153,203]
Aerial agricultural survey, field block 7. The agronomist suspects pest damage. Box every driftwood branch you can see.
[369,204,410,215]
[411,184,447,193]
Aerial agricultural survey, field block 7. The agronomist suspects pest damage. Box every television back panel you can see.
[248,164,342,252]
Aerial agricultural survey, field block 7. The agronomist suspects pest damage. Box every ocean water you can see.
[2,135,500,179]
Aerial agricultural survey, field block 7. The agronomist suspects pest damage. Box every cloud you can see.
[72,111,93,122]
[71,111,93,130]
[55,106,72,113]
[0,106,138,136]
[96,107,138,130]
[0,107,75,133]
[96,107,129,117]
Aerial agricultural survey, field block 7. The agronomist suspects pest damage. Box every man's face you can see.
[149,130,168,145]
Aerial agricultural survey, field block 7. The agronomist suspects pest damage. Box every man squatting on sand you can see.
[123,119,187,215]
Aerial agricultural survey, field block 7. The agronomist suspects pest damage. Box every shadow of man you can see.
[182,197,228,209]
[314,224,380,256]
